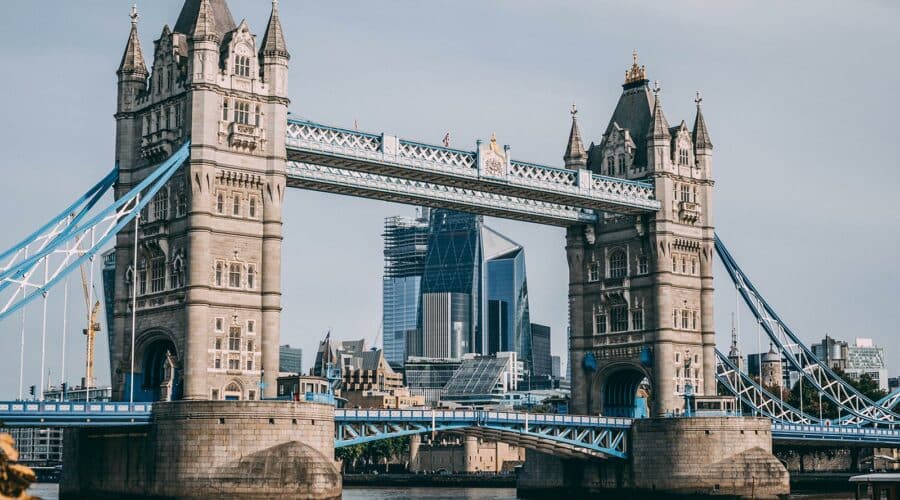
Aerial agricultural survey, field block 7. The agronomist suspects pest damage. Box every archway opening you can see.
[140,338,178,402]
[224,381,243,401]
[603,369,650,418]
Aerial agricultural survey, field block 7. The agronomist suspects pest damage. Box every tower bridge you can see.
[0,1,896,498]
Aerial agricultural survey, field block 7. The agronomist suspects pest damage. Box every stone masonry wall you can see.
[61,401,341,499]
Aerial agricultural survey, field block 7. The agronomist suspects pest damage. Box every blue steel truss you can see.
[334,409,631,459]
[715,235,900,426]
[0,401,152,427]
[284,119,661,220]
[0,142,190,322]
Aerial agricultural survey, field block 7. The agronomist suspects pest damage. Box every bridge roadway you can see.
[284,119,661,226]
[4,402,900,457]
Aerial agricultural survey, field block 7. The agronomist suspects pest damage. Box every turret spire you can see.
[564,103,587,169]
[117,4,148,76]
[191,0,219,41]
[646,83,670,141]
[260,0,290,60]
[692,91,713,150]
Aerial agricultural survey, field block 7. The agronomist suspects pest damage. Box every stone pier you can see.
[517,417,790,499]
[60,401,341,500]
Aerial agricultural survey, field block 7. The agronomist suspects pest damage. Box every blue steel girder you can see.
[285,119,661,217]
[772,423,900,447]
[0,401,152,427]
[715,235,900,426]
[333,409,630,460]
[285,162,598,227]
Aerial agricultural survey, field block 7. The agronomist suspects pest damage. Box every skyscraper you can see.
[278,345,303,375]
[530,324,551,378]
[381,210,430,369]
[484,227,532,372]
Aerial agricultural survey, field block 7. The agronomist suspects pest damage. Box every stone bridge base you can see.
[60,401,341,499]
[517,417,789,499]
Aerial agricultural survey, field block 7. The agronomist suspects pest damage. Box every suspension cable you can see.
[61,276,69,400]
[86,227,96,404]
[129,197,140,406]
[17,247,28,401]
[39,259,49,401]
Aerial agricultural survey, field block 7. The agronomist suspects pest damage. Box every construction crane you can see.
[80,265,100,391]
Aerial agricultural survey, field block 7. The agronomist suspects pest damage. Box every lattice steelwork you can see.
[334,409,630,459]
[716,236,900,426]
[285,162,598,226]
[0,142,190,322]
[285,119,661,216]
[716,349,817,425]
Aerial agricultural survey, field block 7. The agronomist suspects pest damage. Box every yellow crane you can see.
[80,265,100,390]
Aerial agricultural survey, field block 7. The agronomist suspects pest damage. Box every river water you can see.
[30,484,519,499]
[29,484,856,499]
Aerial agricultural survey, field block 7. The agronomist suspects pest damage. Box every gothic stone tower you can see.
[567,55,715,417]
[110,0,289,401]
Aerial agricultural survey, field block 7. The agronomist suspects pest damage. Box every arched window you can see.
[247,340,254,352]
[229,263,242,288]
[153,188,169,221]
[222,98,229,121]
[125,266,134,298]
[593,306,607,335]
[638,254,649,275]
[216,193,224,214]
[215,262,223,287]
[171,256,184,289]
[247,265,256,289]
[610,306,629,332]
[138,257,148,295]
[679,148,689,166]
[618,155,626,175]
[608,250,627,278]
[150,256,166,293]
[232,194,241,216]
[235,55,251,77]
[224,381,242,401]
[249,197,257,218]
[607,157,615,175]
[228,327,241,351]
[234,101,250,125]
[255,105,261,127]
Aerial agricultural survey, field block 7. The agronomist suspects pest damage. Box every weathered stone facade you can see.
[110,0,289,401]
[60,401,341,499]
[567,55,716,417]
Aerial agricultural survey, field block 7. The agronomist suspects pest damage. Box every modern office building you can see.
[551,355,562,379]
[530,323,551,378]
[484,227,532,372]
[382,211,430,369]
[811,336,889,391]
[279,344,303,375]
[441,352,524,408]
[417,210,483,357]
[403,356,462,405]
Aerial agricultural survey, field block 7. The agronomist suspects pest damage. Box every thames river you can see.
[31,484,519,499]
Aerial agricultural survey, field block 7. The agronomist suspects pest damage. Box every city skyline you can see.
[0,1,898,398]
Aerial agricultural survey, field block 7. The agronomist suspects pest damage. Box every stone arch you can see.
[135,328,179,402]
[223,379,244,401]
[594,362,651,418]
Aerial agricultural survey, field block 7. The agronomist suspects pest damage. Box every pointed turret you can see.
[564,104,587,169]
[692,92,713,150]
[646,88,671,142]
[174,0,235,37]
[646,83,672,171]
[260,0,290,61]
[118,5,148,77]
[191,0,219,41]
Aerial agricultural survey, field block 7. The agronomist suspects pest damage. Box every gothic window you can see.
[223,99,229,121]
[680,185,691,202]
[679,149,689,166]
[610,306,629,332]
[672,256,677,272]
[170,256,184,289]
[228,358,240,370]
[138,258,147,295]
[125,266,134,298]
[247,359,254,371]
[150,257,166,293]
[681,310,690,329]
[593,307,607,335]
[249,197,258,218]
[632,308,644,330]
[235,55,251,78]
[248,390,256,401]
[618,155,626,175]
[234,101,251,125]
[175,184,187,217]
[247,340,254,352]
[153,189,168,221]
[216,193,224,214]
[228,326,242,351]
[247,265,256,289]
[247,320,255,334]
[692,311,698,330]
[214,358,221,369]
[255,105,261,127]
[215,262,223,287]
[638,255,649,275]
[691,258,697,275]
[215,338,222,350]
[607,157,615,175]
[675,352,681,364]
[167,67,173,91]
[608,250,627,278]
[681,257,687,274]
[232,194,241,216]
[229,263,242,288]
[673,309,679,328]
[587,261,601,282]
[215,317,224,332]
[155,110,162,132]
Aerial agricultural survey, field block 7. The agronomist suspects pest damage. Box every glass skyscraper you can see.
[382,211,430,369]
[483,226,532,373]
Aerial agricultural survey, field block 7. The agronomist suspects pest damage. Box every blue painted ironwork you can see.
[0,401,152,427]
[0,142,190,322]
[333,409,631,459]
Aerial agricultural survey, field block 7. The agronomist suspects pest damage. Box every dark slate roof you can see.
[260,2,289,59]
[174,0,236,37]
[563,116,587,167]
[118,22,148,75]
[693,106,713,149]
[600,81,656,167]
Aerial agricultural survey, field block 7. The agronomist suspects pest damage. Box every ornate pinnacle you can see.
[695,90,703,107]
[625,49,647,84]
[130,4,139,25]
[570,102,578,117]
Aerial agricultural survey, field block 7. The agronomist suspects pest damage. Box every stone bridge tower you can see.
[567,55,715,417]
[110,0,289,401]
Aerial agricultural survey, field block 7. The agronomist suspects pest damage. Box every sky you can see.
[0,1,898,399]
